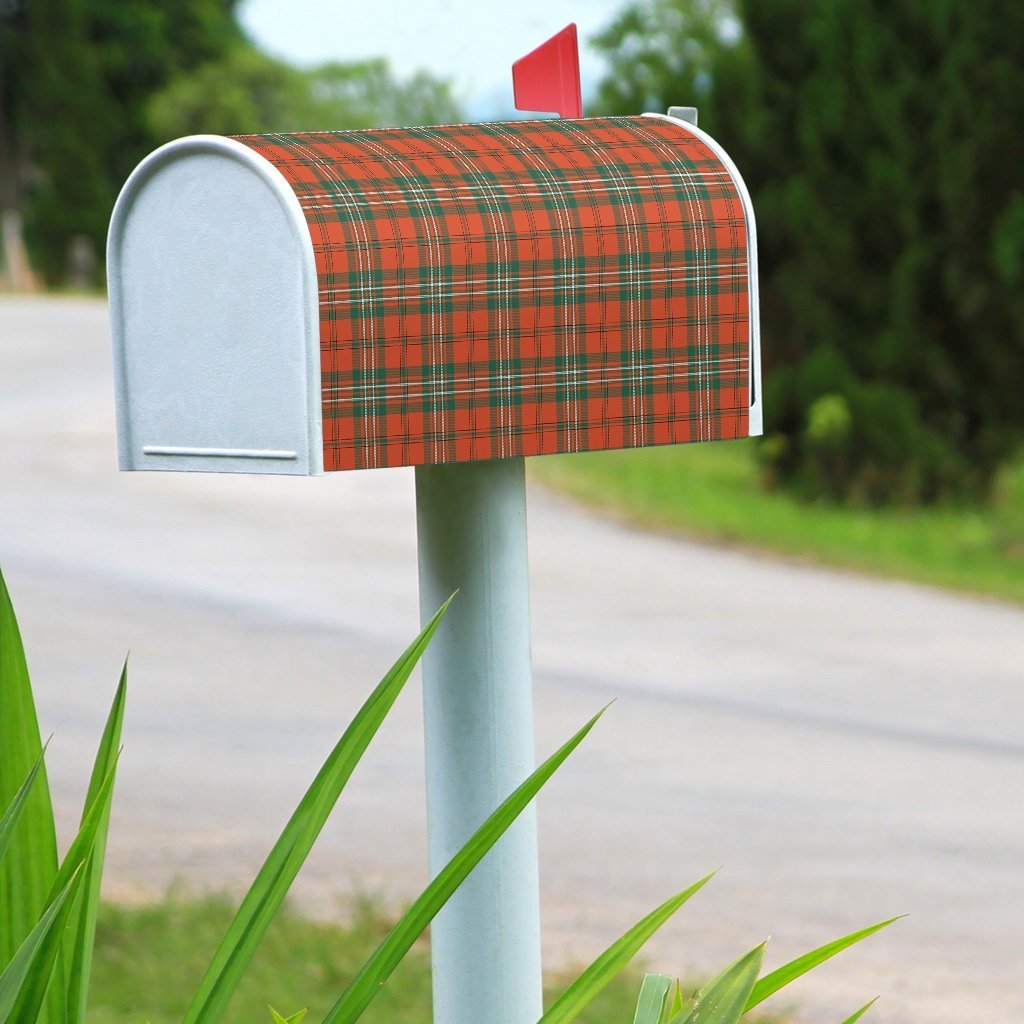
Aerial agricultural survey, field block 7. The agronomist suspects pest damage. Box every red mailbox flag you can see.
[512,23,583,118]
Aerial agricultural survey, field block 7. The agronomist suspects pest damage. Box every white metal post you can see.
[415,456,543,1024]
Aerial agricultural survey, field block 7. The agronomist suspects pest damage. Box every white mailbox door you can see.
[108,137,322,476]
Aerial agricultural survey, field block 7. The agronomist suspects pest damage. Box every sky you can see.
[239,0,626,119]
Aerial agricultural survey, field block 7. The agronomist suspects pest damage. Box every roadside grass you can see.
[529,440,1024,604]
[87,895,645,1024]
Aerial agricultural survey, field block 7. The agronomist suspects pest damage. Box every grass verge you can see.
[529,440,1024,604]
[87,895,645,1024]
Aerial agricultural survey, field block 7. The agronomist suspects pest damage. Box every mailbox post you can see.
[416,457,540,1023]
[107,26,760,1024]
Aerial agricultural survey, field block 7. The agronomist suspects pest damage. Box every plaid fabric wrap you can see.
[235,117,751,471]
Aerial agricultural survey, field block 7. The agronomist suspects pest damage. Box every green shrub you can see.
[760,345,975,505]
[594,0,1024,505]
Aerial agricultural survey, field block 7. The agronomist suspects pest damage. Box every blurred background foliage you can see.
[0,0,461,283]
[595,0,1024,505]
[1,0,1022,513]
[147,50,462,142]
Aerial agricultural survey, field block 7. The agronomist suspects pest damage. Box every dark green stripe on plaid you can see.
[234,116,751,471]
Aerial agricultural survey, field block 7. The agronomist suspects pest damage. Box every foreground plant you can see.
[0,564,898,1024]
[0,568,596,1024]
[0,566,124,1024]
[614,928,891,1024]
[528,885,898,1024]
[266,881,897,1024]
[269,1010,307,1024]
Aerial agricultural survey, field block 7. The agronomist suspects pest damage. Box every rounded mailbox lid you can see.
[108,135,322,475]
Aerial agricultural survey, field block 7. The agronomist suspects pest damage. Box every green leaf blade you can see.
[0,567,60,1024]
[182,598,453,1024]
[539,873,714,1024]
[672,943,765,1024]
[46,761,119,906]
[322,708,606,1024]
[269,1008,308,1024]
[66,663,127,1024]
[633,973,672,1024]
[0,750,46,870]
[840,997,878,1024]
[12,762,119,1024]
[667,980,684,1020]
[0,570,58,940]
[745,918,902,1012]
[0,868,85,1024]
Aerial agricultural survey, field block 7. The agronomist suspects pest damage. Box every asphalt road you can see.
[1,296,1022,1022]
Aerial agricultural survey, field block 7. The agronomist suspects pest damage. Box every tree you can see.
[145,45,311,140]
[1,0,242,284]
[146,47,463,140]
[0,0,462,287]
[594,0,1024,504]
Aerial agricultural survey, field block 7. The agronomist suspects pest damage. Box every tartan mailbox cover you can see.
[108,114,760,476]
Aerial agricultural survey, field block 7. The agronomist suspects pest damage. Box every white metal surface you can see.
[107,136,322,475]
[645,111,763,437]
[415,458,543,1024]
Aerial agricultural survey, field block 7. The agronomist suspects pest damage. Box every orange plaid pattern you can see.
[236,116,752,471]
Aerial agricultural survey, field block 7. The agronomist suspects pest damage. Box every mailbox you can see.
[107,59,766,1024]
[108,113,760,476]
